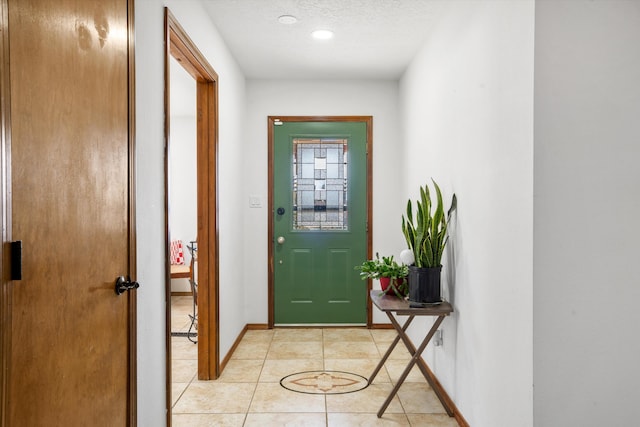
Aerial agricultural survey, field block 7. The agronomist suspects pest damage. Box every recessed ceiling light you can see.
[311,29,334,40]
[278,15,297,25]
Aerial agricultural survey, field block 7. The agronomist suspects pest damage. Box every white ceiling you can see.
[170,0,443,116]
[201,0,443,80]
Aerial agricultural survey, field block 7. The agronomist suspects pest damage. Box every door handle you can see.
[277,236,285,244]
[114,276,140,295]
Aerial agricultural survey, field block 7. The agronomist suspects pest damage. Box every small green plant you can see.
[401,179,457,268]
[355,253,409,297]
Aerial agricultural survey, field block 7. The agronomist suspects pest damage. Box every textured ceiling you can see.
[201,0,443,79]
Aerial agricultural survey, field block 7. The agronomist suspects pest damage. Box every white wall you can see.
[169,116,197,292]
[399,2,534,426]
[135,0,247,424]
[533,2,640,426]
[244,80,405,324]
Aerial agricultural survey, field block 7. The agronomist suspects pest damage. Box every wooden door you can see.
[1,0,135,425]
[272,120,369,324]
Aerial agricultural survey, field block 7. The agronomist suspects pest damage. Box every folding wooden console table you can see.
[368,289,454,418]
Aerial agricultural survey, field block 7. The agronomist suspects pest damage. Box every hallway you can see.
[171,296,457,426]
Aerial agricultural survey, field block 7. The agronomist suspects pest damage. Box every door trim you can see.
[127,0,138,424]
[267,116,374,328]
[164,8,220,425]
[0,0,12,423]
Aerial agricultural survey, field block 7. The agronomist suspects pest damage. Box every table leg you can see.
[368,315,415,385]
[389,314,453,416]
[377,314,446,418]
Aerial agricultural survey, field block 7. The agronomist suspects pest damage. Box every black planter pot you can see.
[408,265,442,303]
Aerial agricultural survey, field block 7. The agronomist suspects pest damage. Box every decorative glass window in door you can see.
[292,138,348,230]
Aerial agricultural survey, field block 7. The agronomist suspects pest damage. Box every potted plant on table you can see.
[401,179,457,304]
[355,253,409,298]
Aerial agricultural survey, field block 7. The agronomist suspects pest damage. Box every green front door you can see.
[273,120,369,324]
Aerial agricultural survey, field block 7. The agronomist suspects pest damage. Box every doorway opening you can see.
[164,7,220,424]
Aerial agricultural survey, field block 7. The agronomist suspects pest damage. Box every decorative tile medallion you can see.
[280,370,369,395]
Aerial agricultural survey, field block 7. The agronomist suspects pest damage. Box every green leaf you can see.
[415,202,425,249]
[448,193,457,220]
[406,199,413,222]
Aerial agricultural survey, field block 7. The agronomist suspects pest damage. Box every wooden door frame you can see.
[0,0,12,422]
[267,116,374,328]
[0,0,138,424]
[164,7,220,423]
[127,1,138,424]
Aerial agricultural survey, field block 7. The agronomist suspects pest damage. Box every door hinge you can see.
[366,221,369,232]
[10,240,22,281]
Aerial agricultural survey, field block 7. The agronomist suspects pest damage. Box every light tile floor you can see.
[170,296,458,427]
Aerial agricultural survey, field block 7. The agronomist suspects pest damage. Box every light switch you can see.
[249,195,261,208]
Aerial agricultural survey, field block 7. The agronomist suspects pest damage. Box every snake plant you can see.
[401,180,457,268]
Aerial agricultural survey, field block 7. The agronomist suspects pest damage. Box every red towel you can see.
[170,240,184,265]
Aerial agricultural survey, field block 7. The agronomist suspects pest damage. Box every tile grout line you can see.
[170,296,199,412]
[322,328,329,427]
[242,329,275,426]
